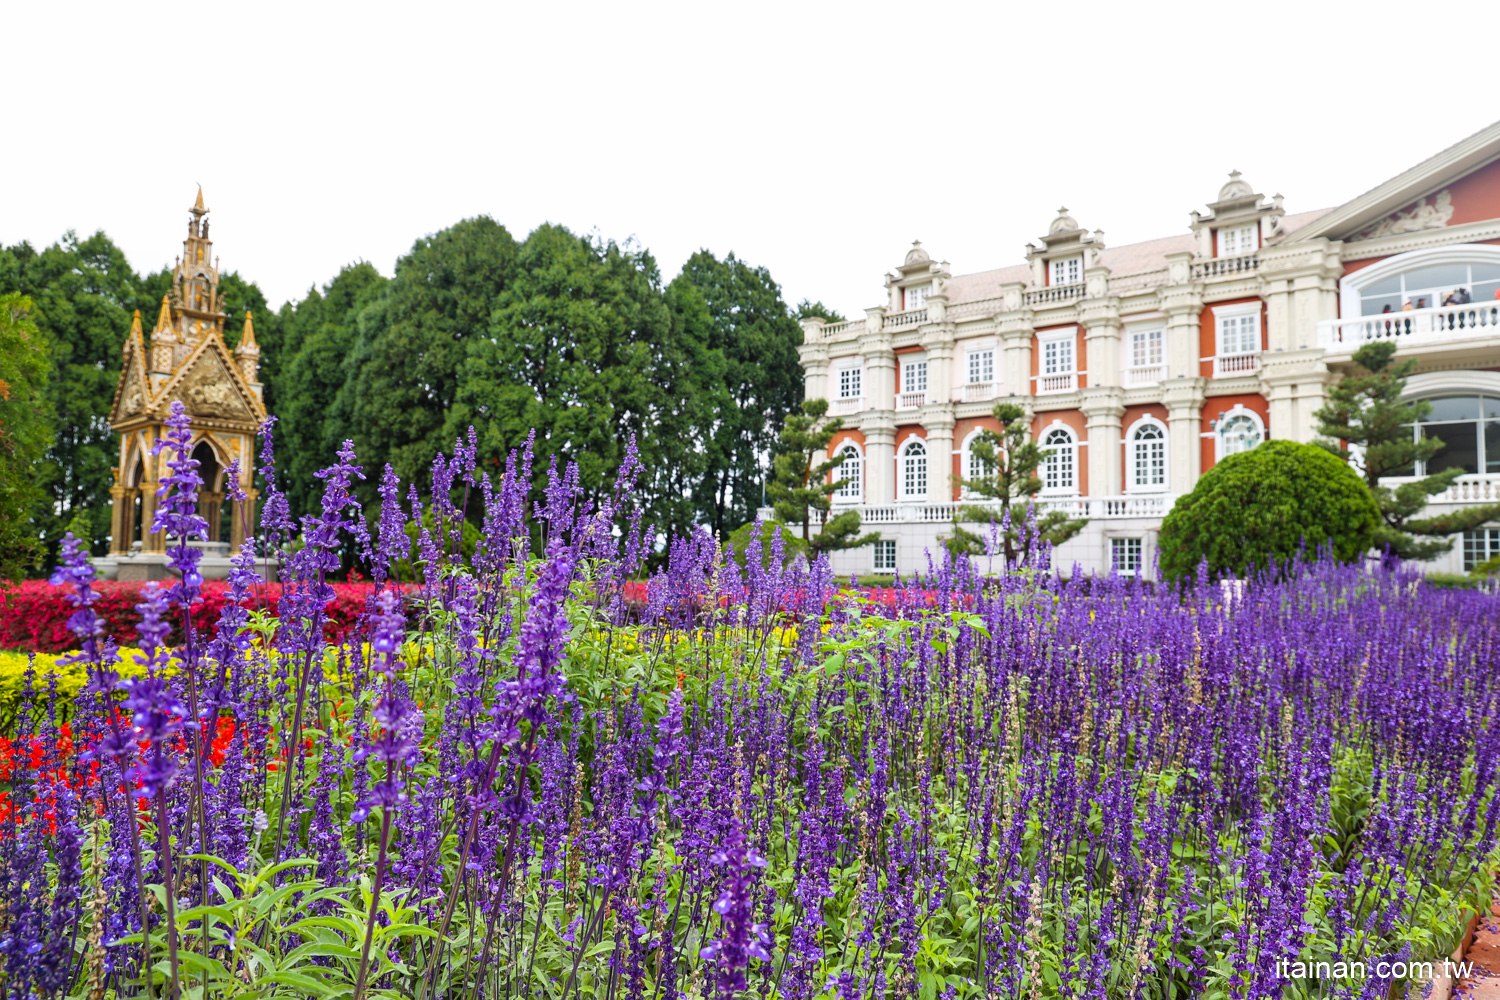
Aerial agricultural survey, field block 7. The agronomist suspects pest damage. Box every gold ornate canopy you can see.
[106,189,266,574]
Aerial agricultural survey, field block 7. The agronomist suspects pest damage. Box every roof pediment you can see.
[109,326,151,427]
[147,332,264,428]
[1289,119,1500,243]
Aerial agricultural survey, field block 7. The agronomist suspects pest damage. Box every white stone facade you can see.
[796,124,1500,579]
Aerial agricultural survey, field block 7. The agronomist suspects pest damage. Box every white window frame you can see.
[1125,416,1169,493]
[904,284,930,311]
[1218,224,1257,257]
[1213,303,1261,358]
[836,363,863,400]
[902,357,928,394]
[872,539,898,573]
[1463,527,1500,572]
[967,347,996,385]
[1036,327,1077,394]
[959,427,997,498]
[1125,325,1165,384]
[833,442,863,503]
[899,438,928,500]
[1109,536,1144,577]
[1213,404,1266,461]
[1038,423,1078,495]
[1048,255,1083,286]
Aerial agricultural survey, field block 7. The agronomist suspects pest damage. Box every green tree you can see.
[348,216,519,490]
[452,224,707,546]
[766,399,877,555]
[945,402,1087,567]
[1159,440,1380,582]
[0,232,142,558]
[274,262,388,517]
[1315,341,1500,561]
[668,251,804,537]
[0,294,53,579]
[795,299,846,323]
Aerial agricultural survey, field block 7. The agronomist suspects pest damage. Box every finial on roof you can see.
[1218,170,1254,201]
[239,311,258,350]
[1049,207,1078,235]
[192,185,206,213]
[904,240,930,265]
[153,295,172,333]
[129,309,142,337]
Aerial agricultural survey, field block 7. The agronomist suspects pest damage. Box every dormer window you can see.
[1218,224,1257,257]
[1048,256,1083,286]
[904,284,930,311]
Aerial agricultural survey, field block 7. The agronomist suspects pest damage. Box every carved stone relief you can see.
[1356,190,1454,240]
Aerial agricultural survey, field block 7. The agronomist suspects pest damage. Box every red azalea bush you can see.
[0,579,388,653]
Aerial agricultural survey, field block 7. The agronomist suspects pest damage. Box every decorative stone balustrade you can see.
[1023,283,1086,307]
[1125,364,1165,386]
[1318,301,1500,351]
[848,494,1176,524]
[1213,353,1260,377]
[884,309,927,330]
[1192,254,1260,280]
[960,382,999,403]
[1038,372,1077,394]
[832,396,863,415]
[895,391,926,410]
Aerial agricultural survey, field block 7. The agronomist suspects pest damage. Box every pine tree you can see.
[945,402,1087,567]
[766,399,878,555]
[1315,340,1500,561]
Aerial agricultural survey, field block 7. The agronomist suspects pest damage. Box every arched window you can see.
[834,443,862,501]
[1340,245,1500,317]
[900,439,927,499]
[1402,392,1500,477]
[1040,426,1076,493]
[1215,408,1264,460]
[960,429,997,496]
[1128,420,1168,491]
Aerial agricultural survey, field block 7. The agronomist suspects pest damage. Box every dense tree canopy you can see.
[1,216,811,574]
[0,293,52,579]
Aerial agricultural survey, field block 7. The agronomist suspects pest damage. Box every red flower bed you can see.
[0,580,388,653]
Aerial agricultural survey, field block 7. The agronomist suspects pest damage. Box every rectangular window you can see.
[1048,256,1082,286]
[838,366,862,399]
[1130,329,1163,367]
[1218,313,1260,356]
[1042,335,1075,375]
[873,539,897,572]
[1110,537,1143,576]
[968,349,994,384]
[1219,225,1257,257]
[1462,528,1500,571]
[904,360,928,393]
[904,284,929,311]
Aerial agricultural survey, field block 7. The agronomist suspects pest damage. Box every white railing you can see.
[1037,372,1077,394]
[1023,283,1086,307]
[1379,473,1500,505]
[895,391,926,410]
[832,396,863,415]
[846,494,1177,524]
[1192,254,1260,280]
[819,319,859,340]
[1213,353,1260,377]
[1125,364,1165,386]
[961,382,999,403]
[884,309,927,330]
[1318,301,1500,351]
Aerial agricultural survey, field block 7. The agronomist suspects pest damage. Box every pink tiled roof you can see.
[943,207,1334,305]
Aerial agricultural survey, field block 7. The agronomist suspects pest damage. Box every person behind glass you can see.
[1456,287,1471,304]
[1443,290,1456,306]
[1402,299,1415,311]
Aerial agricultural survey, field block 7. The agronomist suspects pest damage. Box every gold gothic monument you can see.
[100,188,267,581]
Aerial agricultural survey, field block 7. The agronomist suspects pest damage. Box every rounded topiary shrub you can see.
[1158,440,1379,582]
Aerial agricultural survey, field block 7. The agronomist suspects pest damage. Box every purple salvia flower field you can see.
[4,413,1500,999]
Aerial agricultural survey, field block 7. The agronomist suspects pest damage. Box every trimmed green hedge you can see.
[1159,440,1379,582]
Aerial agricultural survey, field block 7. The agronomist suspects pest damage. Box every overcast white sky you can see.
[7,1,1500,318]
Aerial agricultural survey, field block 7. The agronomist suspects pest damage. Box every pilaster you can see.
[108,476,131,556]
[139,481,166,554]
[997,282,1034,398]
[1259,348,1333,444]
[1161,377,1207,494]
[1079,271,1121,389]
[1161,254,1205,381]
[860,308,895,412]
[923,410,956,504]
[863,418,897,505]
[1257,239,1342,353]
[798,318,830,402]
[1080,388,1126,498]
[920,319,956,407]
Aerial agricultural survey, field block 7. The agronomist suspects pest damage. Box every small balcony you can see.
[960,382,999,404]
[1318,301,1500,353]
[1213,353,1260,378]
[1192,253,1260,280]
[1124,364,1165,386]
[1379,472,1500,505]
[849,493,1176,525]
[884,309,927,330]
[1037,372,1077,395]
[1023,283,1086,307]
[832,396,863,416]
[895,391,926,411]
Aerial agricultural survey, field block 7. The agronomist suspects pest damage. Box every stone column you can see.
[139,481,166,553]
[1258,240,1341,354]
[1081,389,1126,498]
[861,309,895,413]
[920,322,955,407]
[1161,254,1204,381]
[864,419,897,505]
[924,411,956,503]
[108,474,132,555]
[1260,349,1332,444]
[997,285,1034,399]
[1162,378,1207,495]
[798,318,830,402]
[1080,274,1120,392]
[229,487,258,550]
